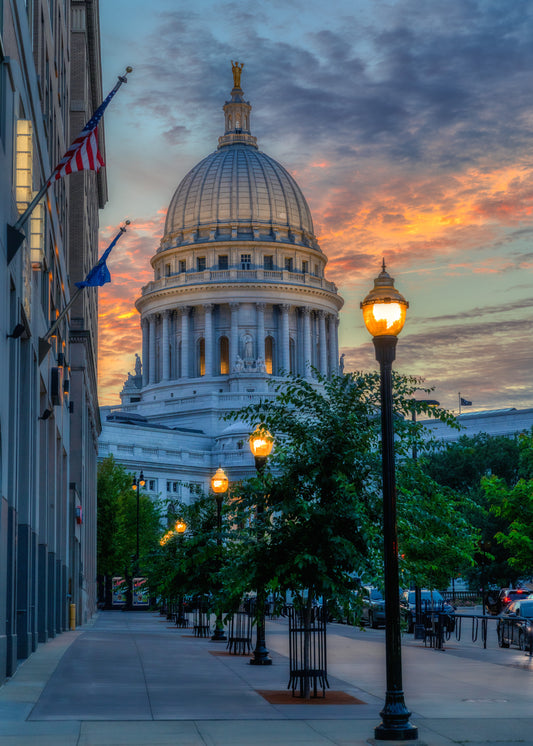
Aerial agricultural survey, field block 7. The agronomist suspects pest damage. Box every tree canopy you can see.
[224,371,476,610]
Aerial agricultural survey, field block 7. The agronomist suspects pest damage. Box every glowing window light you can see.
[30,198,44,268]
[15,120,33,214]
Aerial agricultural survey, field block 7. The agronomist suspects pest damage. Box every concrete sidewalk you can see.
[0,611,532,745]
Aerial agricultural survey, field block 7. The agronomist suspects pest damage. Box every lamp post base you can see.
[211,629,227,641]
[374,694,418,740]
[250,653,272,666]
[374,723,418,741]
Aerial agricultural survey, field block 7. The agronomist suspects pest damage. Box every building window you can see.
[167,481,171,492]
[218,255,228,270]
[302,260,308,274]
[284,257,293,272]
[264,255,273,270]
[265,336,274,375]
[220,336,229,374]
[149,479,156,492]
[241,253,251,270]
[179,259,186,273]
[30,200,44,268]
[15,119,33,214]
[198,338,205,376]
[314,264,319,276]
[190,482,202,496]
[165,264,171,276]
[197,257,206,272]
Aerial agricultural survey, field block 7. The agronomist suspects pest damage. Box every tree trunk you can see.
[303,593,313,699]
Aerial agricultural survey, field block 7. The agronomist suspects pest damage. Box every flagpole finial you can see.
[121,219,131,232]
[119,67,133,84]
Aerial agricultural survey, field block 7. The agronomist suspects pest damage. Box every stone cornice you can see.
[136,281,344,314]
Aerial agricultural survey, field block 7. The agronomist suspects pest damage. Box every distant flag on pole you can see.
[75,221,130,289]
[458,393,473,414]
[47,67,132,186]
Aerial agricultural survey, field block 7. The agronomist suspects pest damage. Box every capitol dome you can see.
[161,65,319,252]
[135,62,342,417]
[164,146,316,249]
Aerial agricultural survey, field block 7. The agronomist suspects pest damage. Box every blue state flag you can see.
[460,397,472,406]
[75,223,128,289]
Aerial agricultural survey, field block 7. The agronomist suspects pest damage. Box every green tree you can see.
[97,456,163,604]
[486,430,533,577]
[421,432,523,587]
[225,371,468,613]
[145,492,231,616]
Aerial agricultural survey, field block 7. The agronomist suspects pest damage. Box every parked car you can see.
[486,587,532,616]
[497,599,533,650]
[361,587,386,628]
[400,589,455,633]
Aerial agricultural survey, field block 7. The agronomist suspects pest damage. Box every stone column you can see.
[148,314,157,384]
[256,303,266,363]
[302,306,312,378]
[162,310,171,381]
[318,310,328,376]
[178,306,190,379]
[203,304,213,377]
[329,313,337,376]
[230,302,240,370]
[280,304,290,373]
[141,317,149,387]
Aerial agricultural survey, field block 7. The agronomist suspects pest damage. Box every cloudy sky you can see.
[97,0,533,412]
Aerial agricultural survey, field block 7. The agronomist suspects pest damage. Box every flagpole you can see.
[38,220,130,363]
[7,67,132,262]
[458,393,461,415]
[42,288,84,345]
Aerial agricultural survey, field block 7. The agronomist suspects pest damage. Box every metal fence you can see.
[415,609,533,656]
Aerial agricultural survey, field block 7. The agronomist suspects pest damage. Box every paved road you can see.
[1,610,533,745]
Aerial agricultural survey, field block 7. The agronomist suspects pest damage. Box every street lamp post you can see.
[211,466,229,641]
[131,471,145,563]
[175,519,188,626]
[361,261,418,741]
[130,471,145,609]
[249,426,273,666]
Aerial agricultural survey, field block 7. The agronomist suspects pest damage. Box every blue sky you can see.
[97,0,533,412]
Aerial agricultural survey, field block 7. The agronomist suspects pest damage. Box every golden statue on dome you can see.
[231,60,244,88]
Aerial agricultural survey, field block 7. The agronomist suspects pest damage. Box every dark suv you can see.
[486,588,531,616]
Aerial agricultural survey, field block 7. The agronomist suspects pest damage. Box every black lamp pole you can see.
[130,471,144,610]
[373,336,417,741]
[211,492,227,641]
[250,453,272,665]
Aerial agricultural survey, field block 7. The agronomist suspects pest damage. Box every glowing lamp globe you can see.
[175,519,187,534]
[211,467,229,494]
[360,261,408,338]
[249,427,273,459]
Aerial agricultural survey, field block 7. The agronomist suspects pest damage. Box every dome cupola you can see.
[161,63,318,251]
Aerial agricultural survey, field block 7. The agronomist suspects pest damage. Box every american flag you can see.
[47,86,120,185]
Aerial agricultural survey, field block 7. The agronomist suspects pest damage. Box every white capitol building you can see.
[99,64,344,499]
[98,64,533,501]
